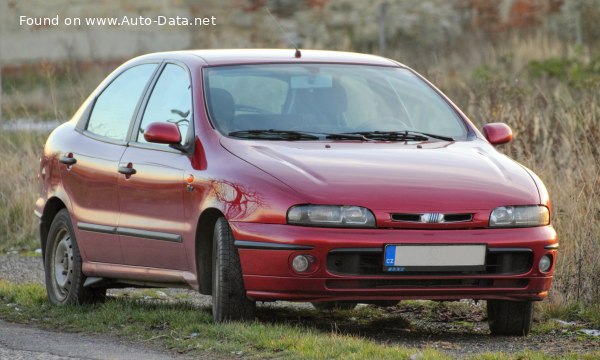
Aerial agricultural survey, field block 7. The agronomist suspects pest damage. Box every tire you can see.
[44,209,106,305]
[312,301,358,311]
[487,299,533,336]
[212,217,255,322]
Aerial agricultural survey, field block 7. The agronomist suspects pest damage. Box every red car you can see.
[36,49,557,335]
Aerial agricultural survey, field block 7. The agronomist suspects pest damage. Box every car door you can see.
[61,63,158,264]
[117,63,192,271]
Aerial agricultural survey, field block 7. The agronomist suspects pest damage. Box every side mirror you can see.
[144,122,181,144]
[482,123,512,145]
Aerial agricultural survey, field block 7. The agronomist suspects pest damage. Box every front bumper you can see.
[231,222,558,302]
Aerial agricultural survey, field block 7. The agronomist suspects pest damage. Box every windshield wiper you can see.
[229,129,454,142]
[228,129,320,140]
[325,133,372,141]
[405,131,454,142]
[340,131,428,142]
[340,130,454,142]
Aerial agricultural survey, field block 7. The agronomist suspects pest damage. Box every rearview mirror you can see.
[482,123,512,145]
[144,122,182,144]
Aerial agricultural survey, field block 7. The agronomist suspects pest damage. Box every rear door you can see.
[117,63,193,270]
[63,63,158,264]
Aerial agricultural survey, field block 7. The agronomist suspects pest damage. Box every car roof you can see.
[137,49,402,67]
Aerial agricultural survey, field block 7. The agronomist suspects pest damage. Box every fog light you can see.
[292,255,311,273]
[539,255,552,273]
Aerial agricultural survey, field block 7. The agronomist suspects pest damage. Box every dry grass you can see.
[0,33,598,307]
[410,33,600,305]
[1,62,111,252]
[0,62,114,252]
[0,132,45,251]
[1,61,112,121]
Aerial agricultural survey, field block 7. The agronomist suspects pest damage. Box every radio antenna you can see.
[265,7,301,58]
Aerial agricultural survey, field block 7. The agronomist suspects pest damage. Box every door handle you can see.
[59,153,77,165]
[118,164,137,176]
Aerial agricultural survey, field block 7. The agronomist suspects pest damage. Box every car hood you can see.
[219,138,540,212]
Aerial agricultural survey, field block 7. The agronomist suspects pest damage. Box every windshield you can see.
[204,64,468,140]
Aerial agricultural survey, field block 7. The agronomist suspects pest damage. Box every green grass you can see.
[538,301,600,328]
[0,281,448,359]
[1,281,598,359]
[18,250,42,257]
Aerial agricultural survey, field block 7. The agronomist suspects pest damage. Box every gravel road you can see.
[0,319,181,360]
[1,253,598,359]
[0,253,45,284]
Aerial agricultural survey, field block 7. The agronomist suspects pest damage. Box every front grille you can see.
[327,248,532,276]
[444,214,474,222]
[390,214,421,222]
[390,213,473,223]
[326,278,529,289]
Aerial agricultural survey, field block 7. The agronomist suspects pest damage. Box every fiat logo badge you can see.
[420,213,445,223]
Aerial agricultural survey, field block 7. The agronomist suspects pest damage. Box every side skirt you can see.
[82,261,198,290]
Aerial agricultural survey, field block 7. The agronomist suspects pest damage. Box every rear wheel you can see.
[487,299,533,336]
[212,217,255,322]
[44,209,106,305]
[312,301,358,311]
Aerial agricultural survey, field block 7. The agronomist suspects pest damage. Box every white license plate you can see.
[384,244,486,270]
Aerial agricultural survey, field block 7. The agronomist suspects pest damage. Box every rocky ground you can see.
[0,253,598,359]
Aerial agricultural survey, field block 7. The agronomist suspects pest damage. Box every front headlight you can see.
[489,206,550,228]
[287,205,376,228]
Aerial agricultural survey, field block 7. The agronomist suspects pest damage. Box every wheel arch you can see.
[195,207,226,295]
[40,197,67,262]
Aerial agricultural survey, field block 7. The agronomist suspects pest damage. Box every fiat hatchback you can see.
[36,49,557,335]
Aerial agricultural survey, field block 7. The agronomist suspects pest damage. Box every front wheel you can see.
[44,209,106,305]
[212,217,255,322]
[487,299,533,336]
